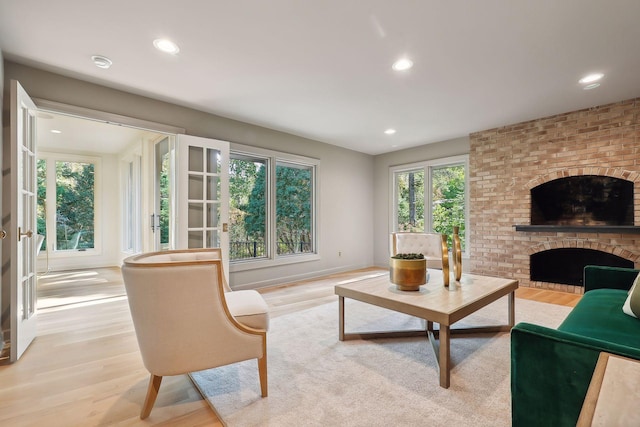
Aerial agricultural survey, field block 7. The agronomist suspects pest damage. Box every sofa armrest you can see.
[511,322,640,427]
[583,265,639,293]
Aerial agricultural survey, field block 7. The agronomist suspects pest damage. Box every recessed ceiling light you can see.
[579,73,604,84]
[51,129,62,134]
[153,38,180,55]
[384,128,397,135]
[392,58,413,71]
[583,83,601,90]
[91,55,112,69]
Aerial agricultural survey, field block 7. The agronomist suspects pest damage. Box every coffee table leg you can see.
[508,291,515,327]
[339,296,345,341]
[439,325,451,388]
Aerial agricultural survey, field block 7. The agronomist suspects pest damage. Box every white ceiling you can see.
[1,0,640,155]
[36,111,157,154]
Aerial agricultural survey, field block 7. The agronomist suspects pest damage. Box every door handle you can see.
[18,227,33,242]
[0,230,6,240]
[150,214,161,232]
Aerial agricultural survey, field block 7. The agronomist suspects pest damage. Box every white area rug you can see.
[190,296,571,427]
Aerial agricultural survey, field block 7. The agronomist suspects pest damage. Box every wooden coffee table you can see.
[334,271,518,388]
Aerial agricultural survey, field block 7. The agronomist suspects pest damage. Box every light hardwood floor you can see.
[0,267,581,426]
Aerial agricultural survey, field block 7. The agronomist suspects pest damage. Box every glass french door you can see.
[176,135,229,280]
[148,135,229,278]
[6,80,38,361]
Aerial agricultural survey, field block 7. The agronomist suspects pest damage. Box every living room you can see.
[1,1,640,426]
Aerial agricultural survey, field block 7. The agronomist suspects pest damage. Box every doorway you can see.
[35,110,167,310]
[3,89,229,362]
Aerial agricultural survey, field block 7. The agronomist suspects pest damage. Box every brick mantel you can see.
[468,98,640,293]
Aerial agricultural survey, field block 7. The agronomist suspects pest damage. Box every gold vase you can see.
[453,226,462,281]
[389,258,426,291]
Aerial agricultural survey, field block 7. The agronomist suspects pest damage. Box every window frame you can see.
[37,152,102,258]
[229,143,320,272]
[121,153,142,254]
[389,154,469,255]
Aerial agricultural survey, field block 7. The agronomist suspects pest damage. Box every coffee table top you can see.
[335,270,518,325]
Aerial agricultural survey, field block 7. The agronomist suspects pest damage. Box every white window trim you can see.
[389,154,469,255]
[120,153,142,254]
[38,152,102,258]
[229,143,320,272]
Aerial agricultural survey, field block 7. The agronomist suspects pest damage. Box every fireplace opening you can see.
[530,248,633,286]
[531,175,633,226]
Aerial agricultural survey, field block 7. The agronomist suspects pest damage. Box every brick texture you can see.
[469,98,640,293]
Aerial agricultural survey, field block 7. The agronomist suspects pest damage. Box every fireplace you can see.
[530,248,634,286]
[470,98,640,293]
[531,175,633,226]
[523,174,637,287]
[515,175,640,234]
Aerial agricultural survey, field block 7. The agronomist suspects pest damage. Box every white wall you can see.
[372,136,470,267]
[4,60,374,289]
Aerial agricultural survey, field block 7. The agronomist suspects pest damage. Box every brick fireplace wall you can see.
[469,97,640,293]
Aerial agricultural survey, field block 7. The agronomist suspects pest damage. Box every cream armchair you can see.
[390,232,450,286]
[121,248,268,419]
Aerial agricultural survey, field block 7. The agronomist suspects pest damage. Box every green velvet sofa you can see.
[511,265,640,427]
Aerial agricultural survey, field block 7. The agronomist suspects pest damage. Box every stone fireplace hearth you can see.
[468,98,640,293]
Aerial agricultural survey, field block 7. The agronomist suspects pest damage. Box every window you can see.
[275,161,313,255]
[391,156,468,251]
[37,153,100,254]
[395,169,425,232]
[37,159,47,250]
[229,145,318,267]
[157,142,171,249]
[229,155,267,260]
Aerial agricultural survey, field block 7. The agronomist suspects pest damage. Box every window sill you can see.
[230,253,321,273]
[38,249,103,258]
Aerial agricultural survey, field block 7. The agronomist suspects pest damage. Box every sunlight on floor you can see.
[37,267,126,311]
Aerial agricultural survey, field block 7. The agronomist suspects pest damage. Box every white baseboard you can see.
[230,263,372,291]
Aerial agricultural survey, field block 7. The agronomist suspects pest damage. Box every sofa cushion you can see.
[559,289,640,348]
[623,273,640,318]
[584,265,640,293]
[225,290,270,331]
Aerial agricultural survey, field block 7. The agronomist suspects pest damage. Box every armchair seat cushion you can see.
[225,290,270,331]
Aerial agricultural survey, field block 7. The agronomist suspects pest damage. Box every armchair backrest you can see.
[391,232,450,285]
[390,232,449,269]
[130,247,231,291]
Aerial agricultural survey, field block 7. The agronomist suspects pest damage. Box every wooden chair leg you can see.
[141,374,162,419]
[258,354,268,397]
